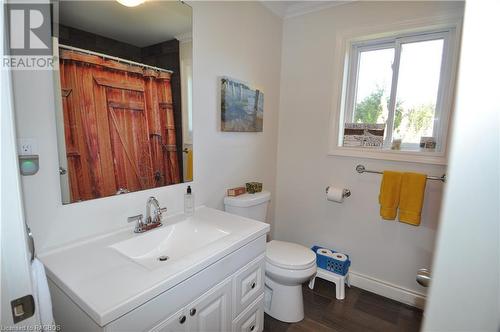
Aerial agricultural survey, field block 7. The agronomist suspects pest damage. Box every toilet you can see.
[224,191,316,323]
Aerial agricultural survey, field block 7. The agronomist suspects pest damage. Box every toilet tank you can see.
[224,191,271,222]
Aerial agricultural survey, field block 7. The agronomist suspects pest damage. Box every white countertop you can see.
[39,207,269,326]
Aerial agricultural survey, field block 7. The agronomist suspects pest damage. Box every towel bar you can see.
[355,164,446,182]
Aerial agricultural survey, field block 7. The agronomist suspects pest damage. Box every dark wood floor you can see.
[264,278,423,332]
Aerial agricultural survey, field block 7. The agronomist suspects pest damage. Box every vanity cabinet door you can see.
[232,255,265,318]
[232,295,264,332]
[187,277,232,332]
[151,308,188,332]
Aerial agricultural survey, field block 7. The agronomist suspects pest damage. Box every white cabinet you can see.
[152,308,188,332]
[232,256,265,318]
[149,256,264,332]
[232,295,264,332]
[152,278,232,332]
[187,278,232,332]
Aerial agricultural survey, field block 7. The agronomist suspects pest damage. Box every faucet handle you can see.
[154,207,167,223]
[128,214,144,233]
[128,214,143,223]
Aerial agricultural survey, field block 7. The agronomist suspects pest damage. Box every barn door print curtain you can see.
[59,49,180,203]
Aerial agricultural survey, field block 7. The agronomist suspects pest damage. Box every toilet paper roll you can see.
[326,186,344,203]
[317,248,333,256]
[332,253,348,262]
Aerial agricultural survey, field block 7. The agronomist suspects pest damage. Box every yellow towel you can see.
[379,171,403,220]
[399,172,427,226]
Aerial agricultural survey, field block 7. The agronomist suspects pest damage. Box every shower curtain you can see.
[59,48,180,202]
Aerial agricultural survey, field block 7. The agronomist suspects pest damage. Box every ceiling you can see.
[58,1,192,47]
[260,1,353,19]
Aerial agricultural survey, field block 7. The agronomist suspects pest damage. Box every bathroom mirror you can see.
[53,1,192,204]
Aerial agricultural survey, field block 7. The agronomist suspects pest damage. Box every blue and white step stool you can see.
[309,246,351,300]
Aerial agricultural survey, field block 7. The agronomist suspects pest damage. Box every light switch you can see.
[13,304,24,317]
[10,295,34,323]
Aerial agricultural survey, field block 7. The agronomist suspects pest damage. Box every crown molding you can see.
[260,1,289,18]
[261,1,354,20]
[285,1,354,19]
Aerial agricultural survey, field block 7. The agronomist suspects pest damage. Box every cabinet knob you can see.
[190,308,196,316]
[250,325,255,331]
[251,282,256,289]
[179,315,186,324]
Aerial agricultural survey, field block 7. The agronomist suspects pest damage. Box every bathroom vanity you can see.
[40,207,269,332]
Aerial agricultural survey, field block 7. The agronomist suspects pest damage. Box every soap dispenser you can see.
[184,185,194,215]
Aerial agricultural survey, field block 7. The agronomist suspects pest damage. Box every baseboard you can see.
[348,270,426,309]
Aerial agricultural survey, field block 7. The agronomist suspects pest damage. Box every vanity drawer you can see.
[232,254,265,318]
[232,295,264,332]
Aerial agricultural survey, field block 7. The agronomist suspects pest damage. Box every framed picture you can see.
[220,77,263,132]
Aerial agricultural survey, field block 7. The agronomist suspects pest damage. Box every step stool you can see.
[308,268,350,300]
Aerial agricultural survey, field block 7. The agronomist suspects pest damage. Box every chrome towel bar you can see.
[355,164,446,182]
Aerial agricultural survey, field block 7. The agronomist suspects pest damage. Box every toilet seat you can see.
[266,240,316,270]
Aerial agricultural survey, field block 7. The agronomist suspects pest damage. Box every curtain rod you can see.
[58,44,174,74]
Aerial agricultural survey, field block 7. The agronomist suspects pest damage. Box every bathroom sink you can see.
[110,216,230,269]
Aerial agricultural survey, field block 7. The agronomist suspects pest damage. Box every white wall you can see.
[423,0,500,329]
[13,1,282,253]
[274,1,464,306]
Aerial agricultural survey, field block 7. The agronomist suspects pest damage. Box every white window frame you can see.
[330,24,460,165]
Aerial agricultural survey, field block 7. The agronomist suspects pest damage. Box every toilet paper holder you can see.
[325,186,351,198]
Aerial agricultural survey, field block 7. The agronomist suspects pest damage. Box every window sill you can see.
[328,146,447,165]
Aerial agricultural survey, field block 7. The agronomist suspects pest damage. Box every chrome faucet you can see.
[146,196,166,224]
[128,196,167,233]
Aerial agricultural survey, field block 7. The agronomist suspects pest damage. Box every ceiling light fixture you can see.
[116,0,145,7]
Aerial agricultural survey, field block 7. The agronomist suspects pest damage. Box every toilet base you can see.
[264,276,304,323]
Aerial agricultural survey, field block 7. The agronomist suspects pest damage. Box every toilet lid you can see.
[266,240,316,270]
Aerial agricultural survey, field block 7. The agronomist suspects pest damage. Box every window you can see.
[339,28,457,157]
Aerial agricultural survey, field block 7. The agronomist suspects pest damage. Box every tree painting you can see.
[221,77,263,132]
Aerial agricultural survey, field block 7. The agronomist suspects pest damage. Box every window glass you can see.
[353,48,395,127]
[393,39,444,148]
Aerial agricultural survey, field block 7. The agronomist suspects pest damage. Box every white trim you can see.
[284,1,354,19]
[328,15,463,165]
[329,146,447,165]
[259,1,354,19]
[349,270,426,309]
[175,31,192,44]
[52,38,71,204]
[346,30,452,151]
[383,41,400,147]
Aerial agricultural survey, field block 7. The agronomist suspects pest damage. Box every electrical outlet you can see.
[17,138,37,156]
[21,143,32,154]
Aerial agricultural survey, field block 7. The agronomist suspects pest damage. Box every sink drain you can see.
[158,255,169,262]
